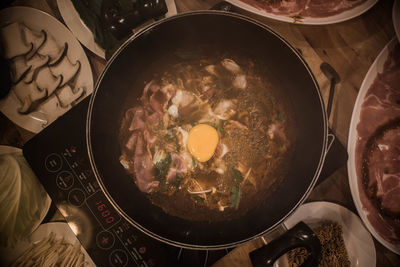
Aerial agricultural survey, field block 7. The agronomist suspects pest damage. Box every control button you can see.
[138,246,146,255]
[109,249,128,267]
[56,171,74,190]
[147,259,156,267]
[96,231,115,250]
[68,189,86,207]
[45,153,62,172]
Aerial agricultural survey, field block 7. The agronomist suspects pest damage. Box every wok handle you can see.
[249,222,321,267]
[326,79,336,119]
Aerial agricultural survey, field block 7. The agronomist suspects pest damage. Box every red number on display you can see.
[96,201,115,224]
[97,203,106,212]
[102,210,110,217]
[106,217,115,224]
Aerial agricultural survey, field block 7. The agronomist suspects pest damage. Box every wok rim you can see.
[86,10,328,249]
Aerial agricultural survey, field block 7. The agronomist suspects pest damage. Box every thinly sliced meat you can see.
[240,0,306,16]
[150,90,168,114]
[125,131,138,151]
[143,130,157,145]
[141,80,160,105]
[225,120,248,132]
[145,108,161,127]
[363,121,400,217]
[166,153,187,182]
[150,84,175,114]
[133,133,158,193]
[381,188,400,216]
[126,106,161,133]
[161,84,175,101]
[302,0,361,17]
[213,99,237,120]
[240,0,368,18]
[129,107,146,131]
[355,44,400,244]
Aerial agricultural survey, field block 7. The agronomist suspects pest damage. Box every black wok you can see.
[87,11,327,251]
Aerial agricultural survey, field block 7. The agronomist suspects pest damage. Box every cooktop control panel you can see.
[23,98,174,267]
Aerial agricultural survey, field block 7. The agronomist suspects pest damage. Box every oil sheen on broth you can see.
[119,52,295,221]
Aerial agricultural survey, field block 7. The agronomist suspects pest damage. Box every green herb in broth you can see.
[154,153,171,191]
[229,169,243,209]
[170,173,184,188]
[191,195,205,203]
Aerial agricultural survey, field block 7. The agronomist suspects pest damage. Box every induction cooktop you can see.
[23,96,347,266]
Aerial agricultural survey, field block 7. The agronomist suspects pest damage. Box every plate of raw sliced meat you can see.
[347,37,400,255]
[227,0,378,25]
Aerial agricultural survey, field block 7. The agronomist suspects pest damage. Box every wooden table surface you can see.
[1,0,399,266]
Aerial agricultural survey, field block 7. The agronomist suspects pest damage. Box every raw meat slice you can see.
[363,119,400,218]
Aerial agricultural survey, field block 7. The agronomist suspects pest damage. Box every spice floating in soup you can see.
[119,56,295,221]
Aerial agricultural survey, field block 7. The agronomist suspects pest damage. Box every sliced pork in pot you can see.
[118,54,296,221]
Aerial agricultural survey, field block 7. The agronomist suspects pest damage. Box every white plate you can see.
[0,145,21,155]
[284,201,376,267]
[0,146,52,230]
[0,222,95,266]
[57,0,178,59]
[347,37,400,254]
[0,6,93,133]
[393,0,400,42]
[0,146,52,261]
[227,0,377,25]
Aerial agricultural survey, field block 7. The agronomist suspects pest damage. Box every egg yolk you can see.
[187,124,219,162]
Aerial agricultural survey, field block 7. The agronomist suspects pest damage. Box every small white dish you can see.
[284,201,376,267]
[57,0,178,59]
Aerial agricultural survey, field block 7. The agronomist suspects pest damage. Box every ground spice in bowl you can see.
[287,220,351,267]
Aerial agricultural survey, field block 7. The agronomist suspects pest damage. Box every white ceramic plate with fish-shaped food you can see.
[0,6,93,133]
[284,201,376,267]
[227,0,377,25]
